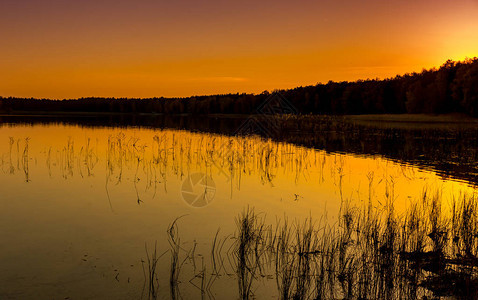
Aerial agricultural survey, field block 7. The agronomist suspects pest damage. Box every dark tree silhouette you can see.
[1,58,478,116]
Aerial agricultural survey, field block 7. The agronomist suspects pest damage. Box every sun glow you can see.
[0,0,477,98]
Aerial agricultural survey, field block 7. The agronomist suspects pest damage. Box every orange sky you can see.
[1,0,477,99]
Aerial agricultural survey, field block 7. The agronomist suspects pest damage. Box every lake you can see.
[0,116,477,299]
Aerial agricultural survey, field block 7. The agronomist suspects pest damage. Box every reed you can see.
[228,192,478,299]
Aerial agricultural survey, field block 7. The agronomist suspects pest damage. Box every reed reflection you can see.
[0,128,474,214]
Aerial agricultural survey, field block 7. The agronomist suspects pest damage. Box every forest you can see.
[1,58,477,116]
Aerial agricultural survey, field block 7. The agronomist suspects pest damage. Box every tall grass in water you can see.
[233,208,271,299]
[3,132,325,198]
[139,192,478,299]
[142,242,167,300]
[231,192,478,299]
[22,137,30,182]
[167,218,182,300]
[166,216,194,300]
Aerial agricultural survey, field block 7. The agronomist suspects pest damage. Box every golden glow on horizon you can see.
[0,0,477,99]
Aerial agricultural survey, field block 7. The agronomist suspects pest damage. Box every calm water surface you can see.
[0,122,475,299]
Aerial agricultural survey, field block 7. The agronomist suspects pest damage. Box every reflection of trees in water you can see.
[280,116,478,187]
[1,116,477,186]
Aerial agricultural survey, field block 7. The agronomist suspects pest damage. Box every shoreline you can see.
[1,112,477,124]
[345,113,478,124]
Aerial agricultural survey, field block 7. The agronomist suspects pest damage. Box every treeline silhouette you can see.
[1,58,477,116]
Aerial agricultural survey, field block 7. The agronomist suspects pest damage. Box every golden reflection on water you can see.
[0,124,475,298]
[0,124,474,214]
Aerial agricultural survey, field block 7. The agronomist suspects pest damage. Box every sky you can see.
[1,0,477,99]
